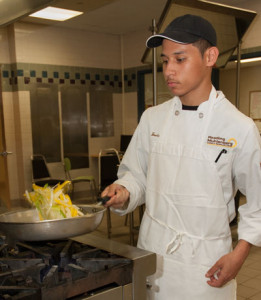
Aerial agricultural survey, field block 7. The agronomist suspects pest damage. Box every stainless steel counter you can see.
[72,233,157,300]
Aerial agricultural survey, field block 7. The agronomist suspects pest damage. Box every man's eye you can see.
[162,60,168,64]
[177,57,185,63]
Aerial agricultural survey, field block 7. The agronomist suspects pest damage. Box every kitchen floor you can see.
[92,206,261,300]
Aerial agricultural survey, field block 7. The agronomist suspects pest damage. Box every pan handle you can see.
[97,196,111,205]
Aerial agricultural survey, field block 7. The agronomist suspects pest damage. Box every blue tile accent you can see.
[17,69,23,76]
[2,70,9,78]
[1,63,133,93]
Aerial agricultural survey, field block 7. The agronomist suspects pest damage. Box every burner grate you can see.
[0,239,132,299]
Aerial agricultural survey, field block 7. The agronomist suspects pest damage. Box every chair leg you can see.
[90,179,98,203]
[129,212,135,246]
[124,214,129,226]
[106,208,112,239]
[71,182,75,200]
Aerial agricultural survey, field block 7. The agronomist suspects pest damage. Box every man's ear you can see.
[205,47,219,67]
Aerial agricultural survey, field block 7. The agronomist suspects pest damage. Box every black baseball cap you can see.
[146,14,217,48]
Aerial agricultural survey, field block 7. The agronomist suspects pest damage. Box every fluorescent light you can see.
[235,57,261,64]
[29,6,83,21]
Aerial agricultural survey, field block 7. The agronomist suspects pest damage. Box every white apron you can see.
[137,90,237,299]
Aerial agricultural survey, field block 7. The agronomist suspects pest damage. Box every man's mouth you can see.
[167,80,179,88]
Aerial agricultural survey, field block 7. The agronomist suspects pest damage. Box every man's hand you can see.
[205,240,251,287]
[101,184,130,209]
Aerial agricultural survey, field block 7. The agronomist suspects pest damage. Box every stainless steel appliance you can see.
[0,233,156,300]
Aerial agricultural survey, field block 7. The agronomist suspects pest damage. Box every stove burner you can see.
[0,239,132,299]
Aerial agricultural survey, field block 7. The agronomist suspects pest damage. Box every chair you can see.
[31,154,64,187]
[128,204,145,246]
[98,148,121,238]
[63,157,98,202]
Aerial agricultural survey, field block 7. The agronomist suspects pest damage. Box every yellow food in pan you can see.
[25,181,84,220]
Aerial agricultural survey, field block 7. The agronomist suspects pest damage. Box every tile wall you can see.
[1,61,147,202]
[1,63,141,93]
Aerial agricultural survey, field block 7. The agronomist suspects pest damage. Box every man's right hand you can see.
[101,184,130,209]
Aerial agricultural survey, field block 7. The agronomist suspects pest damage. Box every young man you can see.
[102,14,261,299]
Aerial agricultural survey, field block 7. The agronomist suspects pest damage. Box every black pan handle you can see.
[97,195,111,205]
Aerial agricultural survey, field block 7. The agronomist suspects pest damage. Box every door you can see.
[0,72,11,209]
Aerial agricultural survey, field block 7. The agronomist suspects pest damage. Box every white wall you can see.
[0,27,12,63]
[220,63,261,117]
[14,22,122,68]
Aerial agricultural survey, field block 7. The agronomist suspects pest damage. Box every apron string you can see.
[145,209,231,255]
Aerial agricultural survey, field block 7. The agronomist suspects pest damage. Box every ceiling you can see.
[4,0,258,36]
[0,0,260,68]
[21,0,169,35]
[20,0,256,34]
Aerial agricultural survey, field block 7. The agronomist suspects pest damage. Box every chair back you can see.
[63,157,72,181]
[64,157,71,172]
[31,154,64,187]
[31,154,51,181]
[98,148,121,192]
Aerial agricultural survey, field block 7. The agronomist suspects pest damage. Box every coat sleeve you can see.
[112,110,151,215]
[234,123,261,246]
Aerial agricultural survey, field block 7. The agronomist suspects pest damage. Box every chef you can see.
[102,14,261,299]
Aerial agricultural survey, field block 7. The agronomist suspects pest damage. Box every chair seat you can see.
[63,157,97,202]
[72,175,95,182]
[34,179,63,187]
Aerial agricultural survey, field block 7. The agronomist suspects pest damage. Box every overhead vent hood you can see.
[141,0,257,68]
[0,0,57,27]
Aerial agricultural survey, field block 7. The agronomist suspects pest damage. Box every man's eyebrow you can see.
[160,51,186,57]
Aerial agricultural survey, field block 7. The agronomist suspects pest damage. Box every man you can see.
[102,14,261,299]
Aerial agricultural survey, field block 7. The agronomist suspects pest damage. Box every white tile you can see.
[249,291,261,300]
[237,284,259,298]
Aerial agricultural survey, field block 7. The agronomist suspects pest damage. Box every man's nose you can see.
[164,62,176,76]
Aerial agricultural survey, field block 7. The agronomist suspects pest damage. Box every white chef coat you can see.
[113,86,261,299]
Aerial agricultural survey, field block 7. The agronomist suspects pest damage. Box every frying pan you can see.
[0,204,106,243]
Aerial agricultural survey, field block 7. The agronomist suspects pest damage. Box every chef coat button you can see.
[175,110,180,116]
[199,112,204,118]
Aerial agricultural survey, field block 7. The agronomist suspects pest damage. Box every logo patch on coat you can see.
[207,136,237,148]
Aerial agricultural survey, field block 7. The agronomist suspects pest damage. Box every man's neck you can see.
[179,83,212,106]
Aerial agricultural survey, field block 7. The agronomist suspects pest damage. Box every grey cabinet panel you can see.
[90,90,114,138]
[61,86,89,169]
[30,83,60,162]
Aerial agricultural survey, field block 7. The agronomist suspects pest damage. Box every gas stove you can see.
[0,234,156,300]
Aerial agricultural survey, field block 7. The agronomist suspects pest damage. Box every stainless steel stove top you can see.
[0,233,156,300]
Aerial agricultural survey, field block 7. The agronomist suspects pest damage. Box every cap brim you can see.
[146,31,201,48]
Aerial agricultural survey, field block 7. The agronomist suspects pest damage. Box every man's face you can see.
[161,39,210,102]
